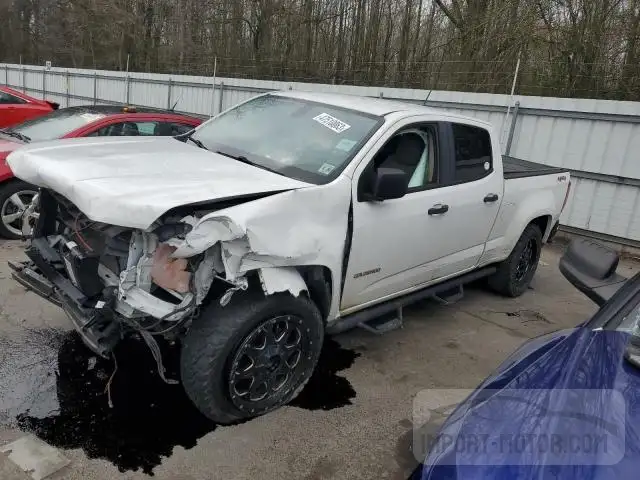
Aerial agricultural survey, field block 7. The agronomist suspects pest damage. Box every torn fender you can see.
[167,179,353,320]
[258,267,308,297]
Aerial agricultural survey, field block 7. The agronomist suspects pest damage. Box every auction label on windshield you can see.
[313,113,351,133]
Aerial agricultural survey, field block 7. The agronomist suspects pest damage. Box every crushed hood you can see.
[7,136,310,229]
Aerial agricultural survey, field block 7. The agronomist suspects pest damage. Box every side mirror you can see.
[370,167,408,201]
[559,238,627,306]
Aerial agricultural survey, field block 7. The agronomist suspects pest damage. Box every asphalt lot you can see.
[1,239,638,480]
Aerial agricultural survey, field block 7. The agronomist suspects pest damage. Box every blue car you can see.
[416,239,640,479]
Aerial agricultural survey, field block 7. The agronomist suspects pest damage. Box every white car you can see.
[7,91,571,423]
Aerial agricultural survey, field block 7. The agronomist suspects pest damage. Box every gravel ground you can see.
[1,240,637,480]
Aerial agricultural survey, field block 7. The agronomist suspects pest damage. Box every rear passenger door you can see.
[0,91,28,127]
[435,122,504,273]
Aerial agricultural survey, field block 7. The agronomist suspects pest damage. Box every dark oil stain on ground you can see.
[0,329,359,476]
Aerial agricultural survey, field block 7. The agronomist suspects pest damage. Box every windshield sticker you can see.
[313,113,351,133]
[335,138,358,152]
[318,163,336,175]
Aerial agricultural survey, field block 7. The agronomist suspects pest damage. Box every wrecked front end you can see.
[10,185,348,360]
[10,189,248,358]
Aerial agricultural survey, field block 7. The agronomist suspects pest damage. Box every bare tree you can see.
[1,0,638,100]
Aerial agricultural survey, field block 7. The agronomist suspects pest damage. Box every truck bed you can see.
[503,156,566,179]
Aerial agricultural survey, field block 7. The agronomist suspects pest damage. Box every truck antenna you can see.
[423,90,432,106]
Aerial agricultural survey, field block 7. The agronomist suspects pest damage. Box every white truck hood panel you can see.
[7,137,310,229]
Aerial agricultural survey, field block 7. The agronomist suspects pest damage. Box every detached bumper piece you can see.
[9,238,120,358]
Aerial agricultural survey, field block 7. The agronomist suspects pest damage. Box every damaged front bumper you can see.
[11,186,335,358]
[9,240,119,357]
[11,190,257,358]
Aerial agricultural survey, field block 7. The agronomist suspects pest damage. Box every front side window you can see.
[11,108,106,141]
[452,123,493,183]
[360,125,438,198]
[191,95,383,184]
[0,91,26,105]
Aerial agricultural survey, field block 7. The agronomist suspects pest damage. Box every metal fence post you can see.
[93,71,97,105]
[505,101,520,156]
[5,65,8,85]
[167,78,173,109]
[22,65,26,92]
[209,56,218,116]
[217,82,224,113]
[42,66,46,99]
[125,75,130,105]
[65,69,70,107]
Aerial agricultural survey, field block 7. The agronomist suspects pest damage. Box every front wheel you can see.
[180,289,324,424]
[488,224,542,297]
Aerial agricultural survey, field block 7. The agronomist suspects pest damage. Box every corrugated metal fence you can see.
[3,63,640,247]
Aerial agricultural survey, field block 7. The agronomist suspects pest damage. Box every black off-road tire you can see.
[180,288,324,424]
[488,224,543,297]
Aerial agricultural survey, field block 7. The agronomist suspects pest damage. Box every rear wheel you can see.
[0,180,38,240]
[488,224,542,297]
[180,288,324,424]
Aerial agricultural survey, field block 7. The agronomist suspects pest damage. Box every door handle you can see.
[484,193,499,203]
[428,204,449,215]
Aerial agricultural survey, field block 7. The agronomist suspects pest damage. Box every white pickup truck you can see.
[7,91,571,423]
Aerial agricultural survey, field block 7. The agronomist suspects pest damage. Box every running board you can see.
[357,308,404,335]
[328,267,496,335]
[433,285,464,305]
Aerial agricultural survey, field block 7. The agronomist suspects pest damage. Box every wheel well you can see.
[530,215,551,240]
[202,267,332,321]
[299,265,333,321]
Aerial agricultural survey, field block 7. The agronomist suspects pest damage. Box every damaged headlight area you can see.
[115,225,248,326]
[13,191,249,359]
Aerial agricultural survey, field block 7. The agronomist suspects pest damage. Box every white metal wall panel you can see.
[129,79,167,109]
[561,178,596,230]
[2,63,640,244]
[606,184,639,239]
[175,84,215,116]
[220,88,259,112]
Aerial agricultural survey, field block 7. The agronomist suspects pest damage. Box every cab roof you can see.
[271,90,474,122]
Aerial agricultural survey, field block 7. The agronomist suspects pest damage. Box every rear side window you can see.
[0,91,26,105]
[452,123,492,183]
[90,121,156,137]
[88,121,194,137]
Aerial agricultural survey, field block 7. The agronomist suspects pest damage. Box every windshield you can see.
[11,108,106,141]
[191,95,383,184]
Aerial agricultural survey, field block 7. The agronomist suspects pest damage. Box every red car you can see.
[0,105,203,239]
[0,86,59,128]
